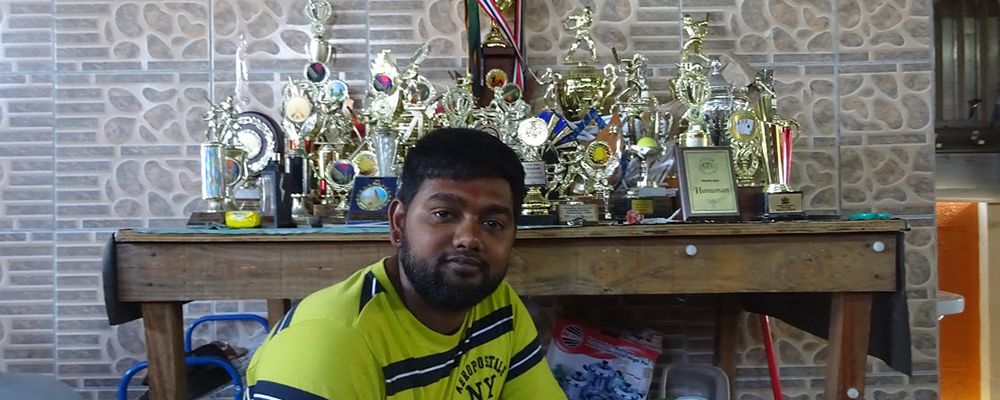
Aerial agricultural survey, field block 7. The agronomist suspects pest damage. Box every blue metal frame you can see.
[184,314,270,352]
[117,314,270,400]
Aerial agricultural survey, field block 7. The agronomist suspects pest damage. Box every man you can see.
[245,128,567,399]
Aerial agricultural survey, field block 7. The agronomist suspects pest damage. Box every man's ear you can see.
[388,199,406,248]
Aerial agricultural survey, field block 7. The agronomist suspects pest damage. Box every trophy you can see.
[542,7,617,121]
[673,63,712,147]
[726,87,766,187]
[439,72,476,128]
[702,56,734,146]
[199,109,228,214]
[516,117,554,221]
[363,49,403,176]
[750,68,805,218]
[477,0,518,106]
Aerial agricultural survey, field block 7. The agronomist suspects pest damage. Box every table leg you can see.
[715,295,740,400]
[267,298,291,329]
[140,302,188,400]
[825,292,873,400]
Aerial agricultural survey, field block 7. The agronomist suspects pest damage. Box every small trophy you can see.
[516,117,555,224]
[364,49,402,176]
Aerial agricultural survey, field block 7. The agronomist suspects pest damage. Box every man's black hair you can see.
[397,128,526,215]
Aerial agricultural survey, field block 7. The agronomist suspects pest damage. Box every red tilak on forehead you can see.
[467,186,481,199]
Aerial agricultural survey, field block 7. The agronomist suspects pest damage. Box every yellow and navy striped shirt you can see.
[245,258,566,400]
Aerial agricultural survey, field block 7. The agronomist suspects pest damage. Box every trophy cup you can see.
[702,57,734,146]
[199,103,229,215]
[550,7,618,121]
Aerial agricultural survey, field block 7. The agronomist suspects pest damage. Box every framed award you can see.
[676,147,740,221]
[347,176,398,224]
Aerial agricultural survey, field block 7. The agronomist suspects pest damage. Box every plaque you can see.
[676,147,740,221]
[763,191,805,220]
[347,176,397,223]
[523,161,547,186]
[557,202,600,224]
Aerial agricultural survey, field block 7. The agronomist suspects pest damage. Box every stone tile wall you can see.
[0,0,937,398]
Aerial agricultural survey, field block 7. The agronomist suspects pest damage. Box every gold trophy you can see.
[750,68,804,219]
[516,116,554,221]
[671,15,714,148]
[544,7,617,121]
[483,0,513,48]
[673,63,712,147]
[364,49,403,177]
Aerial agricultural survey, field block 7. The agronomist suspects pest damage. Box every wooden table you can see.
[111,220,906,400]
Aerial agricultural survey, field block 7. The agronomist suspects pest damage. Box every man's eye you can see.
[432,210,453,219]
[482,219,505,230]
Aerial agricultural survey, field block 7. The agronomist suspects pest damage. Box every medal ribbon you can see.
[476,0,525,88]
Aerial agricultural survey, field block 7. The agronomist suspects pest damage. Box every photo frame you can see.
[347,176,398,224]
[675,147,741,221]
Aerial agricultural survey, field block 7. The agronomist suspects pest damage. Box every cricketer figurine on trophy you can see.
[549,7,618,121]
[396,44,436,157]
[610,48,674,201]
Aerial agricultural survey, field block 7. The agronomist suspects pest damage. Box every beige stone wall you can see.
[0,0,937,398]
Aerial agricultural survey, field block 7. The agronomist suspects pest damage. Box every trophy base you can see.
[737,186,765,222]
[627,186,671,198]
[612,190,677,220]
[187,212,226,227]
[517,214,558,226]
[762,191,806,221]
[556,200,601,225]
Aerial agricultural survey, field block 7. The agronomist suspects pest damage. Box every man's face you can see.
[390,178,516,311]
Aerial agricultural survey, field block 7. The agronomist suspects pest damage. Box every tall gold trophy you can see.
[554,7,617,121]
[751,69,804,219]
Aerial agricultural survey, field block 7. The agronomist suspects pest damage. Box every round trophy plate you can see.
[326,80,349,102]
[408,80,433,104]
[352,150,379,177]
[485,69,508,90]
[373,73,395,95]
[327,159,357,188]
[357,181,390,211]
[284,95,313,123]
[234,112,280,174]
[728,110,759,141]
[586,140,612,168]
[517,117,549,147]
[500,82,521,103]
[305,62,329,83]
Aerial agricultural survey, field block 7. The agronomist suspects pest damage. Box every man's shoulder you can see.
[283,259,387,328]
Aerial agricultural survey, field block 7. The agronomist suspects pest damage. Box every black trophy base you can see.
[762,191,807,221]
[187,212,226,227]
[517,213,557,226]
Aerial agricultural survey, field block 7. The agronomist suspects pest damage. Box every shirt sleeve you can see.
[246,319,384,400]
[500,290,568,400]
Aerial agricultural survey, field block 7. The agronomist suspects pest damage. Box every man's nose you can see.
[452,217,483,251]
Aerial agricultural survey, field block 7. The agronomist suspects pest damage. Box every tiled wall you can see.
[0,0,938,398]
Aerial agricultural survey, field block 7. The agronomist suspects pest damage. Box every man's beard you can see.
[398,236,504,312]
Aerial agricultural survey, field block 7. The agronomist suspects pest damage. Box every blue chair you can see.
[117,314,270,400]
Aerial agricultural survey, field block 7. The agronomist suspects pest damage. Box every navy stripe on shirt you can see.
[249,380,325,400]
